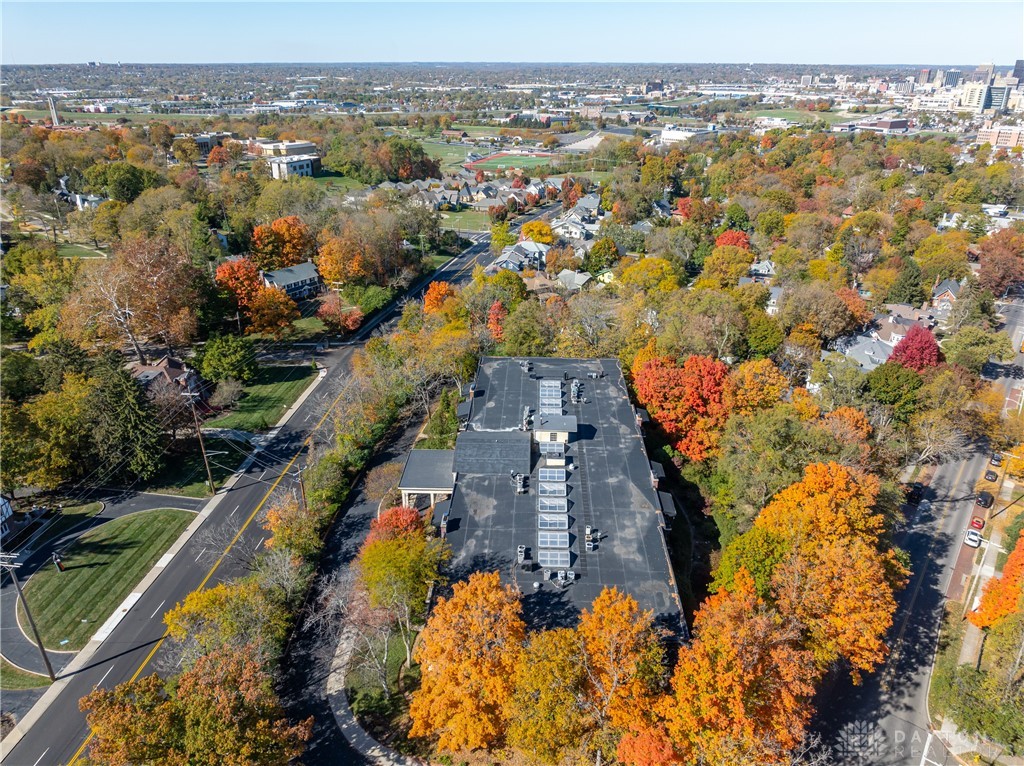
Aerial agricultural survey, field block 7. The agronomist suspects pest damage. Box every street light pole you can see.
[0,555,56,682]
[183,391,216,495]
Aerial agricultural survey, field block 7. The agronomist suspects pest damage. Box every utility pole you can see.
[293,466,307,511]
[0,554,56,681]
[183,391,216,495]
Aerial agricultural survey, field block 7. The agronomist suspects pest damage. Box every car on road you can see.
[905,483,924,504]
[990,453,1003,467]
[970,516,986,530]
[977,491,994,508]
[985,470,999,482]
[964,529,984,548]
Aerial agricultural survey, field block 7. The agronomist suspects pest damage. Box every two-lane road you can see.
[0,209,547,765]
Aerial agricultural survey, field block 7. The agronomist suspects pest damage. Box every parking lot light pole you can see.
[0,554,56,681]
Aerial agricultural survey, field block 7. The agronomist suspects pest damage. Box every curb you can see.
[325,627,422,766]
[0,369,332,759]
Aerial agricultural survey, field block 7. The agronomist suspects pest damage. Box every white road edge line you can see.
[96,666,114,688]
[149,600,165,620]
[30,748,49,766]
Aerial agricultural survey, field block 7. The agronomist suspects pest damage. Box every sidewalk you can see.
[0,493,203,676]
[1,365,331,756]
[325,627,420,766]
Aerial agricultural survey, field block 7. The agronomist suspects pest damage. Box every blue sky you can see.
[3,2,1022,66]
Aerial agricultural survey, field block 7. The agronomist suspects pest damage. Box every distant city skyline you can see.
[3,1,1022,66]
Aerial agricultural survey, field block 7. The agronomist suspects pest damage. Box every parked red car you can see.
[970,516,986,530]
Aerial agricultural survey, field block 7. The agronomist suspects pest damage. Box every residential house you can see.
[749,259,777,284]
[441,130,469,140]
[932,278,963,309]
[262,261,321,299]
[832,337,894,371]
[557,269,592,291]
[127,355,203,397]
[0,496,12,544]
[493,241,550,273]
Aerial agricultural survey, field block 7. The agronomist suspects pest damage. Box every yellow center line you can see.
[67,368,350,765]
[880,456,974,689]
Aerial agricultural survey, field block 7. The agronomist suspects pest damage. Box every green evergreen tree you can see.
[90,354,164,482]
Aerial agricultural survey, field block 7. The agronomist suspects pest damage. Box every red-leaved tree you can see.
[889,325,943,372]
[365,506,424,546]
[714,229,751,250]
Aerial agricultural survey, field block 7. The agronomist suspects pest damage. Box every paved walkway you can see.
[279,415,426,766]
[0,492,203,676]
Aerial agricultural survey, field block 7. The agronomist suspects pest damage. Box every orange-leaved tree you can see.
[616,723,680,766]
[250,216,314,271]
[772,536,899,679]
[662,569,818,764]
[756,462,884,548]
[633,354,730,462]
[409,571,525,753]
[487,299,507,341]
[316,233,368,288]
[245,286,299,338]
[262,493,321,560]
[423,280,456,314]
[215,256,263,308]
[970,534,1024,629]
[576,586,666,731]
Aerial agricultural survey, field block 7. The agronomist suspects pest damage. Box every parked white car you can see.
[964,529,983,548]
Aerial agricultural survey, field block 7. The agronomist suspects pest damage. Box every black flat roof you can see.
[445,357,682,632]
[399,449,455,491]
[453,431,532,476]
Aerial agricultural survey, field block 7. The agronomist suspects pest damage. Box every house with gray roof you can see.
[932,278,963,309]
[833,335,894,371]
[557,269,593,291]
[262,261,321,299]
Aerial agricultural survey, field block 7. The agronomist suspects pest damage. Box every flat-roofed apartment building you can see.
[398,356,685,635]
[976,123,1024,149]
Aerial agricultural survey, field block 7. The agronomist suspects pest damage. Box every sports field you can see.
[465,152,558,171]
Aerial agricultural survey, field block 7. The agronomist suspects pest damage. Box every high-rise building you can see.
[967,63,995,84]
[988,86,1012,112]
[917,68,933,85]
[800,75,813,88]
[942,69,963,88]
[1013,60,1024,81]
[961,82,989,112]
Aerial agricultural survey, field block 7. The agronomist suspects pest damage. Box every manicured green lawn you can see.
[0,657,51,691]
[143,438,248,498]
[740,108,852,125]
[312,172,366,194]
[422,141,477,169]
[205,366,316,433]
[29,502,104,550]
[429,254,452,270]
[439,209,490,231]
[57,243,106,259]
[289,315,328,342]
[18,508,194,651]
